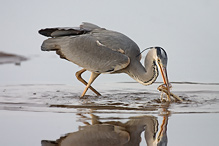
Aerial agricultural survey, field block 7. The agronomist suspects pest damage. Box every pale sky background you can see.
[0,0,219,85]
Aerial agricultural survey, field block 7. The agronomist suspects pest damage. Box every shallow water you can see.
[0,82,219,146]
[1,82,219,113]
[0,53,219,146]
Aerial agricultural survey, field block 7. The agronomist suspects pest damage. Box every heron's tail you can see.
[41,37,64,51]
[41,37,70,59]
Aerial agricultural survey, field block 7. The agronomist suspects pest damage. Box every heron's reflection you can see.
[42,104,170,146]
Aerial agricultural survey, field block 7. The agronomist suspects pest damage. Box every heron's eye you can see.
[157,58,161,63]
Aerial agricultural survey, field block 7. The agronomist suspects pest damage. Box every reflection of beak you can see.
[158,63,171,101]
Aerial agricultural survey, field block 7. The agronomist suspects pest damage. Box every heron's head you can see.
[151,47,170,97]
[155,47,168,68]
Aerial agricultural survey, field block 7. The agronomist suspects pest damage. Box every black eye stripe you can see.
[156,47,161,56]
[155,47,167,58]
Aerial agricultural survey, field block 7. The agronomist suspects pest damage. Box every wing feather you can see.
[38,22,101,37]
[41,35,130,73]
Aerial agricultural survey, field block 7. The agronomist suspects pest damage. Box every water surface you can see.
[0,53,219,146]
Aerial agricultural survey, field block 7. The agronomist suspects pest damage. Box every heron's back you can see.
[39,23,141,73]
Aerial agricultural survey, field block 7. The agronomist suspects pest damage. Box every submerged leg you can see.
[81,72,100,97]
[75,69,101,96]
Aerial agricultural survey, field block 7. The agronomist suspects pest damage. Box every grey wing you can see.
[38,22,101,37]
[91,29,141,60]
[80,22,101,30]
[41,35,130,73]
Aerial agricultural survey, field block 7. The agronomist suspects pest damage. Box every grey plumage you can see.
[40,23,134,74]
[39,22,170,99]
[41,115,169,146]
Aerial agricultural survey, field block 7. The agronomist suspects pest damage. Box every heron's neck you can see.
[143,59,158,85]
[126,51,158,85]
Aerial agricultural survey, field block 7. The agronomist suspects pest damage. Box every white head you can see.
[146,47,170,97]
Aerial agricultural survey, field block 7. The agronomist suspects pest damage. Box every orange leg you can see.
[75,69,101,97]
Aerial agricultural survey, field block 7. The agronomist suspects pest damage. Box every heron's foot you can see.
[80,93,102,99]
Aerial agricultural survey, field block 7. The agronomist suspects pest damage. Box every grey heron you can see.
[41,113,168,146]
[39,22,171,101]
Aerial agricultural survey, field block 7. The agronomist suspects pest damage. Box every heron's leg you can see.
[81,72,100,98]
[75,69,101,96]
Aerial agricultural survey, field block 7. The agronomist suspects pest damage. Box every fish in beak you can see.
[158,62,171,101]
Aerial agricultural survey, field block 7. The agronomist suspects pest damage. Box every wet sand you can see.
[0,82,219,146]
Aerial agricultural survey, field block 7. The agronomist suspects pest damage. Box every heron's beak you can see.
[158,63,171,101]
